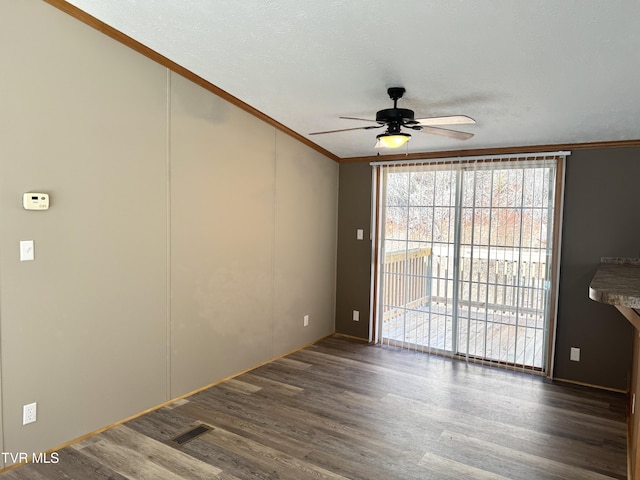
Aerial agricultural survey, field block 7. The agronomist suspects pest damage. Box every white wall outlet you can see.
[352,310,360,321]
[570,347,580,362]
[356,229,364,240]
[303,315,309,327]
[23,402,37,425]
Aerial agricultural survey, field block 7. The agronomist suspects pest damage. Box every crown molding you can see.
[40,2,640,166]
[340,139,640,163]
[42,0,341,163]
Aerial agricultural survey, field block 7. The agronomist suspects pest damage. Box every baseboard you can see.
[331,333,370,343]
[551,376,627,394]
[0,333,334,474]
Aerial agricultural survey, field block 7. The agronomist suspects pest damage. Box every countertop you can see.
[589,257,640,309]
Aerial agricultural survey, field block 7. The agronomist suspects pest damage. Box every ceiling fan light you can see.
[376,132,411,148]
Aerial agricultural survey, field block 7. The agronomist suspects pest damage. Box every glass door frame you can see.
[370,153,567,376]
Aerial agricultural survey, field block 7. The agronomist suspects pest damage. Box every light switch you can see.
[20,240,34,261]
[356,229,364,240]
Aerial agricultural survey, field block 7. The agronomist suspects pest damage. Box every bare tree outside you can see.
[380,160,557,370]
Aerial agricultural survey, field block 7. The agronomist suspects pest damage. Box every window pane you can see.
[379,158,558,372]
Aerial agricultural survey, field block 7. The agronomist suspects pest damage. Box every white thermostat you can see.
[23,193,49,210]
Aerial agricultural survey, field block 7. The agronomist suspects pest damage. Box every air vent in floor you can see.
[168,424,212,446]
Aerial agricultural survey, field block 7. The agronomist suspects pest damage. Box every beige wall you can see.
[273,131,339,355]
[0,0,337,460]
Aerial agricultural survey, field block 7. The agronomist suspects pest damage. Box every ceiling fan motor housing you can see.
[375,108,416,125]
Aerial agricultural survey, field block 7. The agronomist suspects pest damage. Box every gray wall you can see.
[555,148,639,390]
[0,0,337,460]
[335,162,373,339]
[335,149,640,390]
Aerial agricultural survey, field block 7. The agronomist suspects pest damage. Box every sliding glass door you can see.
[374,154,565,372]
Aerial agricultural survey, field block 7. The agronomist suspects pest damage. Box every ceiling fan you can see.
[309,87,475,149]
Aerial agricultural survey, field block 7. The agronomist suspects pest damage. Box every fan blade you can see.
[309,125,383,135]
[414,115,476,126]
[417,126,474,140]
[339,116,381,123]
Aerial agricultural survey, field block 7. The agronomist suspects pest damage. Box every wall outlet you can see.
[303,315,309,327]
[352,310,360,321]
[570,347,580,362]
[23,402,37,425]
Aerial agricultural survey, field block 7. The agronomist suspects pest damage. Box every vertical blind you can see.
[371,152,568,374]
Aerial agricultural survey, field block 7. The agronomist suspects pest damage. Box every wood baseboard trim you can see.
[331,333,370,343]
[551,376,627,394]
[0,333,334,474]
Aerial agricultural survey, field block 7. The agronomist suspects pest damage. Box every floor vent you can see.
[169,424,212,446]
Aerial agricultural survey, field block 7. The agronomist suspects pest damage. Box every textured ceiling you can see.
[64,0,640,159]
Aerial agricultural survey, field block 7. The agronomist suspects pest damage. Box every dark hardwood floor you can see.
[2,336,628,479]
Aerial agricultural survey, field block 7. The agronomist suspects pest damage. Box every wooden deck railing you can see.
[383,247,548,319]
[383,248,432,320]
